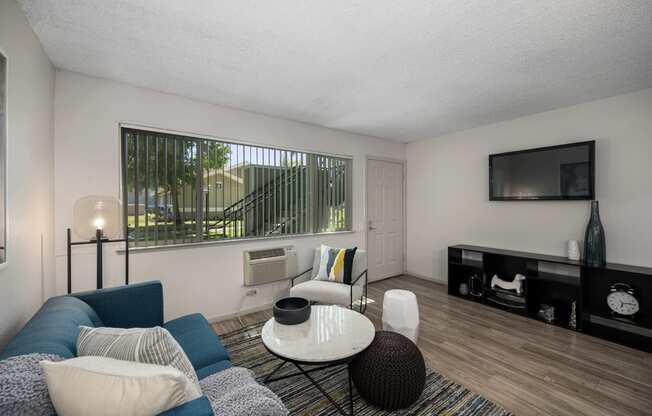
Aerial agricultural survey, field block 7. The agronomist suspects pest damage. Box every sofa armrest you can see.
[72,281,164,328]
[158,396,214,416]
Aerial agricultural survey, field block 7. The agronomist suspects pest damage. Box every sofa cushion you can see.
[196,359,232,380]
[164,314,229,373]
[72,281,164,328]
[157,396,214,416]
[290,279,362,307]
[0,296,103,360]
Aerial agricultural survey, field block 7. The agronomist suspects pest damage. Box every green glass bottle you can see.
[584,200,606,267]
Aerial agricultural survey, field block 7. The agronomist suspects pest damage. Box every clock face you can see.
[607,291,639,316]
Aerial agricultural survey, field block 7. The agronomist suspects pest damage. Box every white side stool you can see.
[382,289,420,343]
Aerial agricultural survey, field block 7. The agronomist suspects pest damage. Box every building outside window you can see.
[122,127,352,247]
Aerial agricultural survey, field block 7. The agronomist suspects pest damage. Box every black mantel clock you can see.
[607,283,640,321]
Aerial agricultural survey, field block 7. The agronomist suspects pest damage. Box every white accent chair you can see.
[289,248,368,313]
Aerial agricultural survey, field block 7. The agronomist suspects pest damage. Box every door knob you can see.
[368,221,376,231]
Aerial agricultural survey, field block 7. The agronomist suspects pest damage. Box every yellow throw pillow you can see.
[328,249,346,282]
[316,246,358,284]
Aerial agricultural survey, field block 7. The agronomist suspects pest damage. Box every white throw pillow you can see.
[40,356,201,416]
[316,244,332,280]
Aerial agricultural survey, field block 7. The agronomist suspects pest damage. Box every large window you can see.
[121,128,352,247]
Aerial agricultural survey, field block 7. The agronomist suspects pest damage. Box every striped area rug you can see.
[221,321,513,416]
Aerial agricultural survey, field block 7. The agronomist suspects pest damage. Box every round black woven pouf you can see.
[351,331,425,410]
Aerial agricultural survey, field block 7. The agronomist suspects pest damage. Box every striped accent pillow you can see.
[76,326,200,390]
[316,245,357,284]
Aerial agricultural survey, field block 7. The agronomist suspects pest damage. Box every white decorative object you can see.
[491,273,526,295]
[567,240,581,261]
[459,282,469,296]
[261,305,375,363]
[382,289,420,343]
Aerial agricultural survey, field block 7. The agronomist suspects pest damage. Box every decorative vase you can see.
[569,301,577,330]
[459,282,469,296]
[567,240,580,261]
[584,200,606,267]
[468,274,483,297]
[537,304,555,323]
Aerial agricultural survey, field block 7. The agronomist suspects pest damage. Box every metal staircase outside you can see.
[208,166,304,238]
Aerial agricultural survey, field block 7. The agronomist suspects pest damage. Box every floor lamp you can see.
[67,195,129,294]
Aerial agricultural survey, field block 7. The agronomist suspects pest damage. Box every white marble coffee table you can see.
[261,304,375,416]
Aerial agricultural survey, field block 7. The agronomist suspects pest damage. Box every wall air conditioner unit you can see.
[243,247,298,286]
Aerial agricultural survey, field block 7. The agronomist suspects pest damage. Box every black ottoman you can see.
[350,331,426,410]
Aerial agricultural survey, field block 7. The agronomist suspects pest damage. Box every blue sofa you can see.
[0,281,230,416]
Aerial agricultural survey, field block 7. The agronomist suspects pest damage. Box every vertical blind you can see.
[121,128,352,247]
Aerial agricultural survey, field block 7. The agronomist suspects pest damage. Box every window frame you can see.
[120,125,353,250]
[0,51,7,268]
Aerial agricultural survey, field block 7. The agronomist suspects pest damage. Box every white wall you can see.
[407,88,652,283]
[0,0,55,346]
[54,70,405,321]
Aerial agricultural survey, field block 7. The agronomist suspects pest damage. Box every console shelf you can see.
[448,244,652,352]
[529,271,580,287]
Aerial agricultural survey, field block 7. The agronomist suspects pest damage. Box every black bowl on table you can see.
[273,297,311,325]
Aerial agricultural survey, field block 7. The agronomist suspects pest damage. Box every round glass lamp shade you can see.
[73,195,123,240]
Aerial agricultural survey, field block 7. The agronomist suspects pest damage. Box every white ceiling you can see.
[18,0,652,142]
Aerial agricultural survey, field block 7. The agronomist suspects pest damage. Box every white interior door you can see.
[366,158,404,282]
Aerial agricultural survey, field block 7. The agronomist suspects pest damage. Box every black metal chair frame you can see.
[290,267,368,314]
[262,349,355,416]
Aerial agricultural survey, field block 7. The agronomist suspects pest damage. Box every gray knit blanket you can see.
[0,353,63,416]
[1,354,286,416]
[199,367,288,416]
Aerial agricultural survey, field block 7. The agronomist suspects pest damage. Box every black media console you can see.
[448,244,652,352]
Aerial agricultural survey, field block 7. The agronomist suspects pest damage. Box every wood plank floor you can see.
[212,275,652,416]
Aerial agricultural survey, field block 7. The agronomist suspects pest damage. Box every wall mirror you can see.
[0,52,6,264]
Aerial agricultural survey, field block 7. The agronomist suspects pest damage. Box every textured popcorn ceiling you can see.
[18,0,652,142]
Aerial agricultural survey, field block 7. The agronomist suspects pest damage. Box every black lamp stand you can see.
[66,228,129,294]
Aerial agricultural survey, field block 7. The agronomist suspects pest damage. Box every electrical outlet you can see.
[245,289,257,297]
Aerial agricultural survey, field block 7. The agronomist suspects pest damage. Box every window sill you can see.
[115,230,356,254]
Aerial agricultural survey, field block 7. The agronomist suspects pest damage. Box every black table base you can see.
[264,358,354,416]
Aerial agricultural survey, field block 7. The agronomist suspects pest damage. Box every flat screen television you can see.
[489,141,595,201]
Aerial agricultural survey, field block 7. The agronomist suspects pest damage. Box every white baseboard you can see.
[206,302,273,324]
[405,271,447,285]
